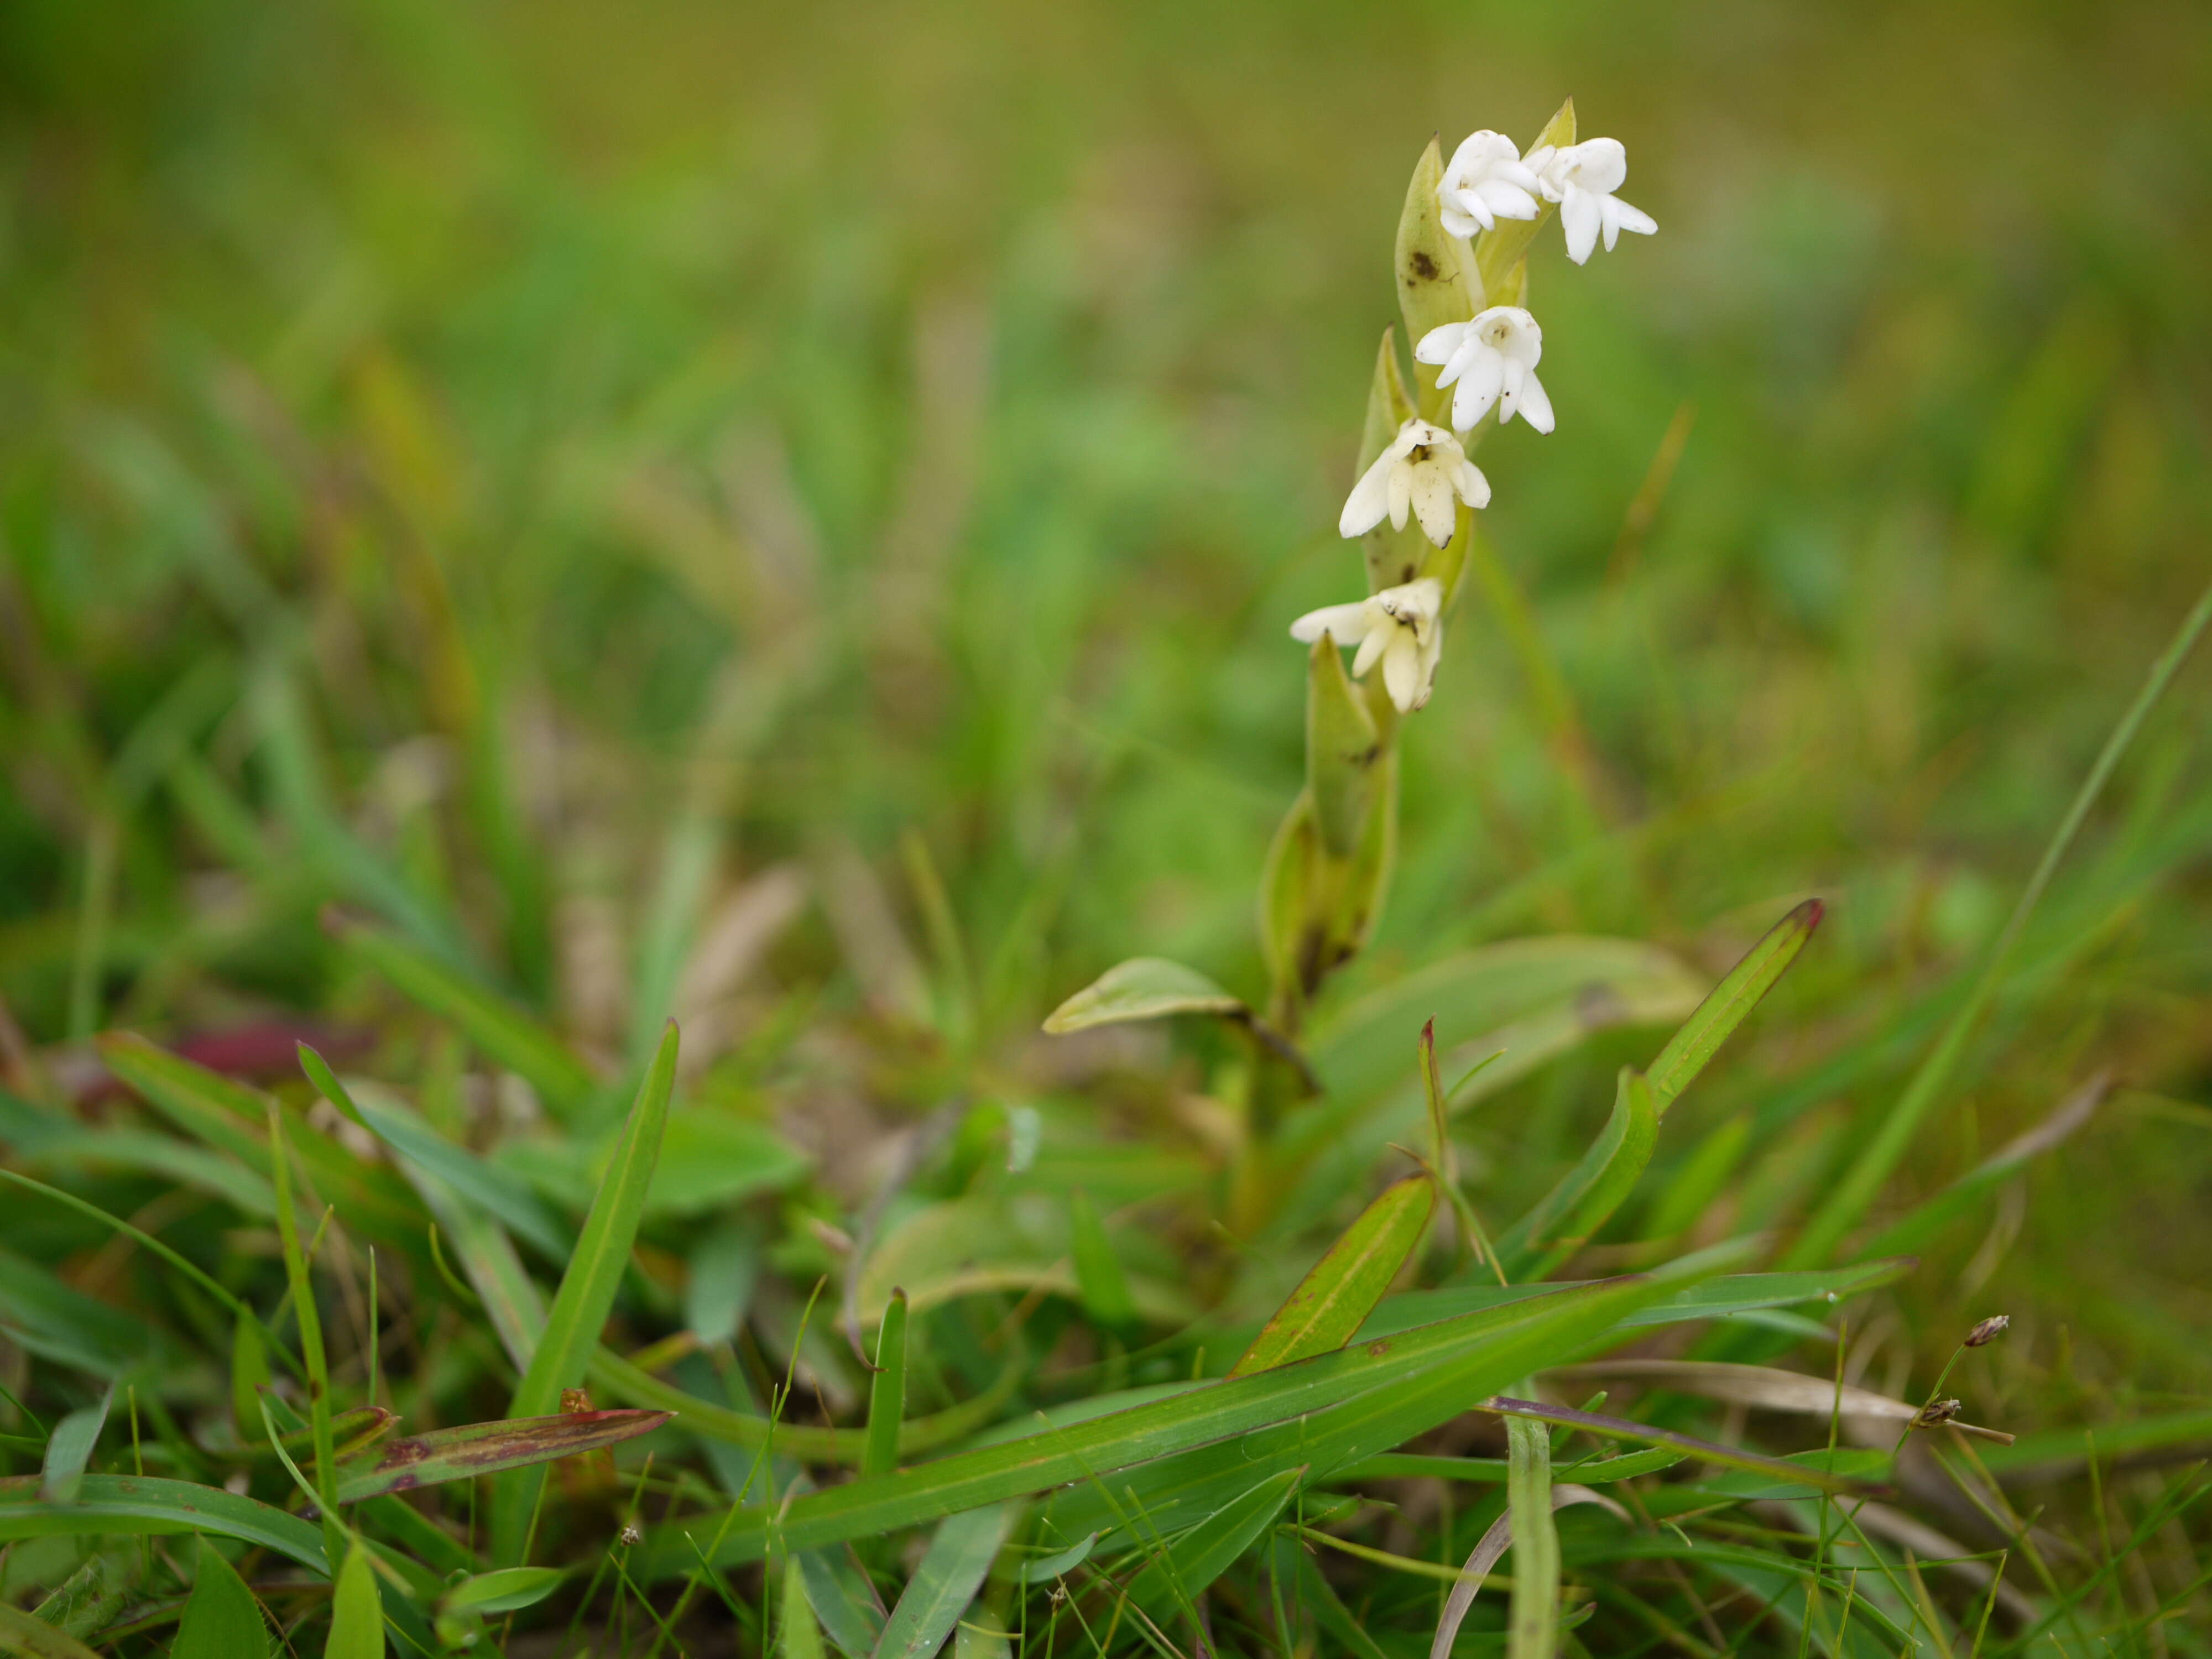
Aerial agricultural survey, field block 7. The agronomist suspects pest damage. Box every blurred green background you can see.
[3,0,2210,1419]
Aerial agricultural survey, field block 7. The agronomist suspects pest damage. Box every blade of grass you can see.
[39,1385,112,1504]
[870,1501,1018,1659]
[324,1540,383,1658]
[268,1104,343,1573]
[1647,899,1824,1114]
[174,1535,272,1659]
[489,1020,677,1564]
[0,1605,102,1659]
[863,1291,908,1479]
[336,1410,670,1503]
[781,1557,828,1659]
[1122,1466,1300,1621]
[1504,1417,1561,1659]
[1790,577,2212,1268]
[1232,1173,1434,1375]
[1495,1068,1658,1279]
[0,1474,330,1574]
[1479,1399,1886,1496]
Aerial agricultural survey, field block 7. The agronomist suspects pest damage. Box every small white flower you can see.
[1413,307,1553,435]
[1524,137,1656,265]
[1436,130,1542,238]
[1339,419,1490,549]
[1290,578,1445,713]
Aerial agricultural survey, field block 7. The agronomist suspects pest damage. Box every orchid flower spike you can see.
[1340,419,1490,549]
[1290,578,1445,713]
[1413,307,1553,435]
[1436,130,1542,238]
[1524,137,1656,264]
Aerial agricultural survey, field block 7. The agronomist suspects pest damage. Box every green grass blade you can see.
[1503,1415,1558,1659]
[324,1541,383,1659]
[175,1535,272,1659]
[868,1501,1016,1659]
[781,1558,828,1659]
[39,1386,111,1504]
[489,1020,677,1563]
[1495,1068,1660,1280]
[1124,1465,1301,1619]
[0,1474,330,1574]
[799,1546,888,1656]
[268,1103,343,1572]
[0,1605,101,1659]
[1232,1173,1434,1375]
[338,1083,571,1261]
[335,1410,670,1503]
[863,1291,908,1479]
[1646,898,1823,1115]
[1042,957,1244,1034]
[439,1565,566,1616]
[1480,1398,1884,1496]
[1788,576,2212,1269]
[659,1262,1718,1569]
[331,916,598,1121]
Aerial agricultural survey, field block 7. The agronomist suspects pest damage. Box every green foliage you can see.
[173,1537,270,1659]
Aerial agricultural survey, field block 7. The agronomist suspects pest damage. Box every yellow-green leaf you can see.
[1232,1174,1434,1375]
[1042,958,1244,1034]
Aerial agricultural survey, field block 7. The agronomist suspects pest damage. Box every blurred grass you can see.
[2,0,2211,1648]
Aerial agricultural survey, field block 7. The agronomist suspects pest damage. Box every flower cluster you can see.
[1294,118,1652,712]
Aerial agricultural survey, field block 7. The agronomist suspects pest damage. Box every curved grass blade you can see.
[0,1474,330,1574]
[175,1535,270,1659]
[1122,1465,1300,1621]
[440,1565,565,1616]
[1232,1173,1433,1376]
[336,1409,670,1503]
[1792,576,2212,1269]
[40,1386,111,1504]
[490,1020,677,1563]
[869,1501,1017,1659]
[330,915,598,1121]
[1646,899,1823,1115]
[1042,958,1243,1034]
[863,1291,907,1479]
[658,1260,1720,1571]
[1494,1067,1658,1279]
[0,1605,101,1659]
[1479,1398,1888,1496]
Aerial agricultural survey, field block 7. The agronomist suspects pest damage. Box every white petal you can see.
[1338,452,1394,538]
[1477,180,1540,221]
[1560,187,1602,264]
[1383,634,1422,711]
[1410,466,1457,548]
[1457,460,1490,508]
[1607,197,1656,244]
[1439,204,1482,239]
[1385,461,1412,531]
[1413,322,1469,367]
[1452,349,1505,431]
[1291,601,1371,645]
[1516,369,1554,434]
[1351,625,1390,679]
[1498,354,1525,424]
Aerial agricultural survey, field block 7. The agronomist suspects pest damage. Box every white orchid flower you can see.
[1436,130,1542,238]
[1339,418,1490,549]
[1290,578,1445,713]
[1413,306,1553,435]
[1524,137,1656,264]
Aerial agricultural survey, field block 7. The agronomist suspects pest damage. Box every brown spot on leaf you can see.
[1409,251,1439,280]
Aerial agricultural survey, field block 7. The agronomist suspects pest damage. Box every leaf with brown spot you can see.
[333,1408,670,1503]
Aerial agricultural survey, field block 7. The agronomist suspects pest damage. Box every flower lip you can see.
[1526,135,1655,264]
[1290,577,1446,713]
[1413,307,1553,436]
[1437,129,1542,239]
[1339,418,1489,548]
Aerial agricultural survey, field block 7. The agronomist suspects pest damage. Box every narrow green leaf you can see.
[1123,1466,1300,1620]
[1068,1191,1138,1329]
[1495,1067,1660,1279]
[40,1386,111,1503]
[229,1317,272,1447]
[782,1557,828,1659]
[324,1542,384,1659]
[331,916,598,1120]
[1233,1174,1434,1375]
[1307,629,1381,858]
[336,1410,669,1503]
[863,1292,908,1479]
[799,1546,887,1657]
[490,1020,678,1563]
[440,1565,565,1616]
[0,1606,100,1659]
[1646,899,1823,1115]
[869,1501,1017,1659]
[1480,1397,1886,1496]
[1015,1532,1096,1584]
[268,1103,342,1573]
[342,1088,570,1261]
[175,1535,270,1659]
[0,1474,330,1575]
[658,1261,1715,1571]
[1042,958,1243,1035]
[1503,1415,1558,1659]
